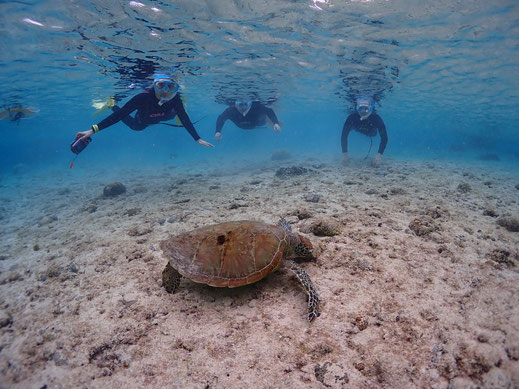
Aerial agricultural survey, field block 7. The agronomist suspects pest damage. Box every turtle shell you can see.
[160,220,288,288]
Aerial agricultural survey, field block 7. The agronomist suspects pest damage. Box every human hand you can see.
[371,153,382,167]
[273,123,281,133]
[342,153,349,165]
[197,139,215,148]
[214,132,222,142]
[76,129,94,140]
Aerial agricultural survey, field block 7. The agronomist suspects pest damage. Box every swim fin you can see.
[92,97,115,115]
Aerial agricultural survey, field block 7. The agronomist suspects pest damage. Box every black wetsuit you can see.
[96,90,201,141]
[215,102,279,133]
[341,112,388,154]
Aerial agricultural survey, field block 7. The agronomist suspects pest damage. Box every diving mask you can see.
[356,98,373,120]
[154,79,179,106]
[154,80,179,93]
[235,100,252,116]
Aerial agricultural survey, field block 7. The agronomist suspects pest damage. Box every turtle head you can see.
[277,217,314,259]
[288,234,314,259]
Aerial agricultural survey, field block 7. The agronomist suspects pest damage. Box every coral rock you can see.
[497,216,519,232]
[310,220,341,237]
[103,182,126,197]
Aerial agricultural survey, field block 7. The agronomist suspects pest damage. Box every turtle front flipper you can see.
[162,263,182,293]
[288,261,320,322]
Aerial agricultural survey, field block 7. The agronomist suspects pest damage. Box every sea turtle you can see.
[160,217,320,321]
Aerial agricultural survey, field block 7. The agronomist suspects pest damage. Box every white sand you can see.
[0,156,518,388]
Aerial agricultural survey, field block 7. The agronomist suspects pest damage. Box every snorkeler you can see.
[214,100,281,142]
[341,96,388,168]
[75,73,214,148]
[0,105,38,125]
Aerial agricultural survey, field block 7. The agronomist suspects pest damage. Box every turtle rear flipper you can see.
[288,261,320,322]
[162,263,182,293]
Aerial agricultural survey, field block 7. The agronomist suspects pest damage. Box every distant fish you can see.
[170,153,178,160]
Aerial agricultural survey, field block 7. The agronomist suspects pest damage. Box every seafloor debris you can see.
[304,193,321,203]
[389,187,407,195]
[310,219,341,237]
[0,310,12,328]
[293,209,313,220]
[44,264,62,278]
[483,207,498,217]
[125,208,140,217]
[127,225,153,237]
[408,206,448,236]
[229,202,248,210]
[457,182,472,193]
[425,206,450,219]
[486,249,517,267]
[103,182,126,197]
[409,216,440,236]
[0,271,23,285]
[275,166,309,178]
[314,362,349,387]
[515,183,519,190]
[82,204,97,213]
[496,216,519,232]
[37,215,58,226]
[271,149,292,161]
[133,185,147,194]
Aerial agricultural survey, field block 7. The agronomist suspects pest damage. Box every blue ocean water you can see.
[0,0,518,174]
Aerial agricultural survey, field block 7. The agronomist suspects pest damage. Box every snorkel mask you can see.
[235,100,252,116]
[356,97,374,121]
[153,73,179,106]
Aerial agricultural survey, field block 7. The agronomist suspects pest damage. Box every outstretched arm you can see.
[264,107,280,126]
[215,108,232,133]
[96,94,141,131]
[376,115,388,155]
[341,116,353,153]
[174,96,214,147]
[371,115,387,167]
[175,96,201,141]
[76,94,142,139]
[215,108,232,141]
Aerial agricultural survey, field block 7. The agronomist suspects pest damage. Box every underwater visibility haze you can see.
[0,1,518,388]
[0,0,518,168]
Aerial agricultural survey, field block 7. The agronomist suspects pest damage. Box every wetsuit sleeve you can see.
[174,96,201,141]
[215,108,232,133]
[96,94,143,131]
[341,115,354,153]
[264,107,279,125]
[376,115,388,154]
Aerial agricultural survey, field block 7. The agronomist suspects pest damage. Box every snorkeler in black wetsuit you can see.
[214,100,281,142]
[75,73,214,148]
[341,96,388,167]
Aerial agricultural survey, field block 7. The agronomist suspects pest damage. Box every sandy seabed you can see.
[0,156,518,389]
